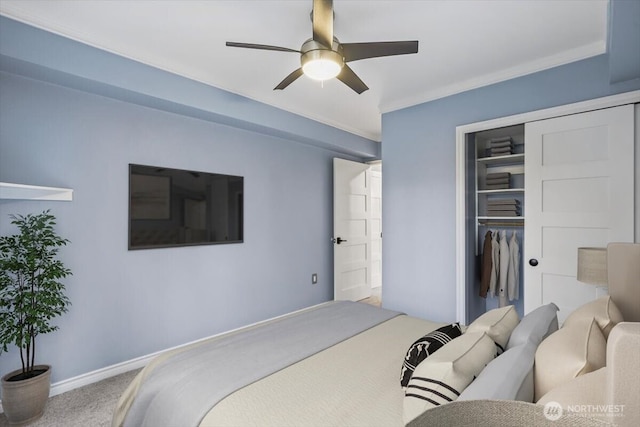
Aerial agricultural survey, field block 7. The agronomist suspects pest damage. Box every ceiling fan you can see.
[226,0,418,94]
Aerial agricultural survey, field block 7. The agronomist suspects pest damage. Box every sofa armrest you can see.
[607,322,640,426]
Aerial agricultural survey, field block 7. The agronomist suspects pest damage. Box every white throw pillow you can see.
[534,318,606,401]
[563,295,623,339]
[507,303,559,350]
[466,305,520,353]
[403,332,497,424]
[537,367,607,408]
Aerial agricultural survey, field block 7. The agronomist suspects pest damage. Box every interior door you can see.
[524,104,635,323]
[370,165,383,290]
[333,158,372,301]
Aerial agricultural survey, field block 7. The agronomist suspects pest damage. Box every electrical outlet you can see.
[312,273,318,284]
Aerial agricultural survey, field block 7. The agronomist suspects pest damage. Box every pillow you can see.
[533,318,606,401]
[563,295,623,339]
[507,303,559,350]
[400,323,463,387]
[537,367,607,408]
[403,332,497,424]
[458,341,537,402]
[466,305,520,353]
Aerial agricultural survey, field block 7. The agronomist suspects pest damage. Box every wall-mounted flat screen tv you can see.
[128,164,243,249]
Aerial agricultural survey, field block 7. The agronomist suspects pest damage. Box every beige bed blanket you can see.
[201,314,442,427]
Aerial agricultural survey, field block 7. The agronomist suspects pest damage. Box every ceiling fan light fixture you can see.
[226,1,418,93]
[303,58,341,81]
[301,48,344,81]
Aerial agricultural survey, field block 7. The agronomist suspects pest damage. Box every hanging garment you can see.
[479,230,493,298]
[498,230,509,307]
[508,231,520,301]
[489,231,499,297]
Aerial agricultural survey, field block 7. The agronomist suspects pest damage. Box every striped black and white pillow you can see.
[400,323,463,387]
[403,332,498,424]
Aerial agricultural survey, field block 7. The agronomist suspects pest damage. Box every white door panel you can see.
[334,158,372,301]
[371,168,383,289]
[524,104,635,323]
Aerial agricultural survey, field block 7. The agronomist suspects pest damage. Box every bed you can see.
[113,243,639,427]
[113,301,443,427]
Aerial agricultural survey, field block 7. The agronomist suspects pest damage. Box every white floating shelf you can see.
[0,182,73,201]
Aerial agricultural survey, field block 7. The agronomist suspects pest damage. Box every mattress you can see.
[113,302,442,427]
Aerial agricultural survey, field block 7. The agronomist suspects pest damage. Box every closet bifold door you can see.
[523,104,635,323]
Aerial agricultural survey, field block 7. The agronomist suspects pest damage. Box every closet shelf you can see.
[478,218,525,227]
[478,216,524,221]
[477,188,524,194]
[477,153,524,166]
[0,182,73,201]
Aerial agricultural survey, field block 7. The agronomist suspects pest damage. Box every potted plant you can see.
[0,210,71,425]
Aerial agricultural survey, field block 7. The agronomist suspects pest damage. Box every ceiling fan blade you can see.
[342,41,419,62]
[226,41,299,53]
[274,68,304,90]
[336,64,369,94]
[312,0,334,48]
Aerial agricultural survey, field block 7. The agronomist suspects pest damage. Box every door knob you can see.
[529,258,539,267]
[336,237,347,244]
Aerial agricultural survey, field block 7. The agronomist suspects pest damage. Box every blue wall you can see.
[0,16,380,384]
[1,2,638,386]
[381,52,640,321]
[0,70,364,382]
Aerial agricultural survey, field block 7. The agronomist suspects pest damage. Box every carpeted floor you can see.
[359,286,382,307]
[1,296,383,426]
[0,368,140,427]
[360,294,381,307]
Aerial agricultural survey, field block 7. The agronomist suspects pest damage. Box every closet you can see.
[467,124,526,320]
[456,93,639,325]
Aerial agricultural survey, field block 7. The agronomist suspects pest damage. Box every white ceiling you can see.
[0,0,608,141]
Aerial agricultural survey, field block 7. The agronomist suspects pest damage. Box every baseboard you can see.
[0,301,329,414]
[0,347,155,415]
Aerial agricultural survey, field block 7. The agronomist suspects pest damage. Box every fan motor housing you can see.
[300,38,345,70]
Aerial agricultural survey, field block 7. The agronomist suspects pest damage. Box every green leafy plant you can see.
[0,210,71,380]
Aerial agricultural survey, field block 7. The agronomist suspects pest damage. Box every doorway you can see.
[369,161,383,307]
[333,158,382,307]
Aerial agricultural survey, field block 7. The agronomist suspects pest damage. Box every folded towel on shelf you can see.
[488,206,521,213]
[491,143,513,149]
[487,199,520,206]
[486,178,510,184]
[490,141,513,148]
[488,206,520,212]
[488,200,520,206]
[486,172,511,179]
[490,149,513,157]
[489,136,512,144]
[486,210,521,217]
[485,183,510,189]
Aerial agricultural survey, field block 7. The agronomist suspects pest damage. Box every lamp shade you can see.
[577,247,608,285]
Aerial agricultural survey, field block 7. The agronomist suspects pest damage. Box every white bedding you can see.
[201,314,442,427]
[113,304,442,427]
